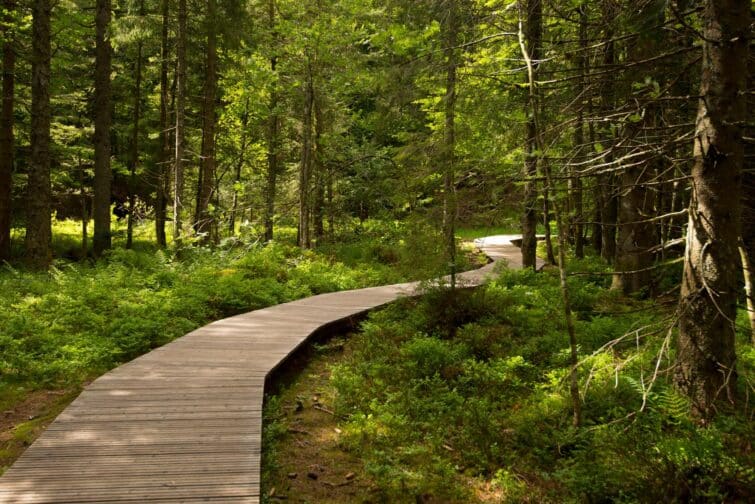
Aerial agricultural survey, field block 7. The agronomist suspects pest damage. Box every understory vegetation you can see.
[0,219,478,414]
[264,259,755,503]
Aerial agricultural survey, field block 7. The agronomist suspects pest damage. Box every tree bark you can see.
[0,0,15,261]
[25,0,52,268]
[298,57,314,249]
[675,0,748,419]
[195,0,217,243]
[598,1,617,264]
[520,0,541,271]
[741,11,755,342]
[155,0,169,248]
[174,0,187,246]
[443,0,458,286]
[518,8,580,426]
[543,187,555,265]
[571,2,587,259]
[93,0,112,257]
[612,14,663,294]
[126,0,145,250]
[264,0,279,242]
[229,99,249,235]
[313,96,325,243]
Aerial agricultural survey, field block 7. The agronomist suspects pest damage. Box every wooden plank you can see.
[0,236,520,503]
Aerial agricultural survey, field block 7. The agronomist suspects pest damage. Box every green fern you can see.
[654,387,690,425]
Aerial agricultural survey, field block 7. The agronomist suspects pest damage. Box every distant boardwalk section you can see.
[0,236,533,503]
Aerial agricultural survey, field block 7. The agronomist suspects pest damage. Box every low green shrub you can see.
[330,268,754,502]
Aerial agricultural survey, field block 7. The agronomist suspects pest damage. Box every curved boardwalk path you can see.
[0,236,534,503]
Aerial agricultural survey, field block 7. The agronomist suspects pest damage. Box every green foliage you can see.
[0,232,408,391]
[330,268,755,502]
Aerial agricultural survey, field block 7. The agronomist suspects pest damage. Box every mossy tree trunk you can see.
[675,0,749,419]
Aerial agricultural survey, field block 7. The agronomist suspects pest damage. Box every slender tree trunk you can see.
[195,0,217,243]
[298,57,314,249]
[78,153,88,257]
[0,0,15,261]
[612,165,657,293]
[572,2,587,259]
[675,0,748,419]
[155,0,169,248]
[326,164,334,240]
[264,0,279,242]
[25,0,52,268]
[520,0,541,270]
[443,0,458,286]
[126,2,144,250]
[229,99,249,235]
[589,109,602,253]
[741,16,755,342]
[599,2,617,264]
[93,0,112,257]
[518,9,580,427]
[612,18,663,294]
[174,0,187,246]
[313,96,325,243]
[543,187,555,264]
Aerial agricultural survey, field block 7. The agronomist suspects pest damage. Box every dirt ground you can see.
[0,388,80,474]
[263,338,381,503]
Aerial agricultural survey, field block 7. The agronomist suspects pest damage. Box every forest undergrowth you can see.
[0,218,484,473]
[262,257,755,503]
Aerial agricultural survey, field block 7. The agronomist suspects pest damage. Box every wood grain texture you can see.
[0,236,535,503]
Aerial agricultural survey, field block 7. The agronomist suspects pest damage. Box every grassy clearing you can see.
[262,258,755,503]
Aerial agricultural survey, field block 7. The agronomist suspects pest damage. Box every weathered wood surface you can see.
[0,236,537,503]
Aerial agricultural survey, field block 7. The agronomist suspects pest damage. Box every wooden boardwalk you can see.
[0,236,534,503]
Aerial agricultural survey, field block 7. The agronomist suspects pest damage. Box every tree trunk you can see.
[543,187,555,264]
[93,0,112,257]
[229,99,249,235]
[741,14,755,342]
[25,0,52,268]
[598,1,617,264]
[443,0,458,286]
[313,96,325,244]
[174,0,187,246]
[675,0,748,419]
[611,165,656,293]
[571,2,587,259]
[78,153,88,257]
[126,1,144,250]
[298,58,314,249]
[518,7,580,426]
[520,0,541,271]
[0,0,15,261]
[264,0,279,242]
[195,0,217,243]
[326,164,334,240]
[155,0,169,248]
[612,16,663,294]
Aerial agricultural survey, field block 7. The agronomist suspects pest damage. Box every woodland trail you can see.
[0,235,537,503]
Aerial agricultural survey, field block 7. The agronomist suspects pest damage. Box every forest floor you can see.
[0,219,488,475]
[0,388,79,471]
[261,262,755,503]
[262,335,507,503]
[263,337,378,502]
